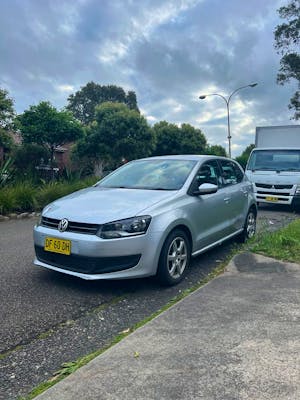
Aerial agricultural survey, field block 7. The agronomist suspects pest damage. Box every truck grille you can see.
[41,217,100,235]
[257,191,290,196]
[255,183,293,189]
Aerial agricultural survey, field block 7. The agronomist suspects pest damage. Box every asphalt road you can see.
[0,205,297,400]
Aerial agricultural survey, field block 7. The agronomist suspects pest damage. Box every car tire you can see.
[157,229,191,286]
[238,208,256,243]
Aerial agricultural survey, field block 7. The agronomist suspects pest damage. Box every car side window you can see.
[219,160,243,186]
[233,163,244,183]
[194,160,223,188]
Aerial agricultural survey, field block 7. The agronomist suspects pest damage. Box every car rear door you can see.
[218,159,248,233]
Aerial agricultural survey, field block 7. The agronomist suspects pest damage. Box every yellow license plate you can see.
[266,196,278,202]
[44,237,71,255]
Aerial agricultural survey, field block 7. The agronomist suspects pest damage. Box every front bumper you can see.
[255,194,293,205]
[35,245,141,274]
[33,225,163,280]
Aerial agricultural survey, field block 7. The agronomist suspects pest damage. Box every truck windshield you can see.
[247,150,300,171]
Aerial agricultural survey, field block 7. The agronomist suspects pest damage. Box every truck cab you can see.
[246,147,300,208]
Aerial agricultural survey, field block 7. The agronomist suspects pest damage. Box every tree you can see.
[73,102,155,176]
[274,0,300,119]
[13,144,50,176]
[0,88,15,155]
[205,144,227,157]
[0,88,14,130]
[66,82,139,125]
[152,121,207,156]
[235,144,255,169]
[17,102,83,167]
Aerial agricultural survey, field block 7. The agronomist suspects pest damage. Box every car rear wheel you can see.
[157,229,191,286]
[238,208,256,242]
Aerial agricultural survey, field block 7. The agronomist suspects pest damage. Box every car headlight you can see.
[98,216,152,239]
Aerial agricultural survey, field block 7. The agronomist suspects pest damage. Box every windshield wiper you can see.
[99,186,131,189]
[151,187,174,191]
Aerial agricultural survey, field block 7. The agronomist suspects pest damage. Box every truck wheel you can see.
[238,208,256,243]
[157,229,191,286]
[291,200,300,213]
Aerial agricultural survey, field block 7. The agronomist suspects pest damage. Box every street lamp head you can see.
[249,83,258,87]
[199,95,206,99]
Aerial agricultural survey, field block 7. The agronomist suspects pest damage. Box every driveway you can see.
[0,205,298,400]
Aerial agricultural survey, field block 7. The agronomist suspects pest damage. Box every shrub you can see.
[12,182,37,211]
[0,188,17,214]
[36,182,69,209]
[13,144,50,175]
[0,176,98,214]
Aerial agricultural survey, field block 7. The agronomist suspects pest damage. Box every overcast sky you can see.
[1,0,298,156]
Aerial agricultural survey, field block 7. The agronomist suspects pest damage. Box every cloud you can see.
[0,0,297,156]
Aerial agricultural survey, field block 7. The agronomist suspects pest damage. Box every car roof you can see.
[137,155,230,162]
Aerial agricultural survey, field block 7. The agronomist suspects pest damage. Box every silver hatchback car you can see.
[34,155,256,285]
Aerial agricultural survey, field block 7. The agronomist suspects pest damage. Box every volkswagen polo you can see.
[33,155,256,285]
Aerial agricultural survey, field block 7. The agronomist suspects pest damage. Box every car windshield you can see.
[97,159,197,190]
[247,150,300,172]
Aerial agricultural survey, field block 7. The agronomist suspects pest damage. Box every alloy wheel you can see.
[167,237,188,279]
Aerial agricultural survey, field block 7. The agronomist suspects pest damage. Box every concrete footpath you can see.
[36,252,300,400]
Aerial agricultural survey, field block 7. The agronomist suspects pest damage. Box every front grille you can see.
[257,191,290,196]
[35,246,141,274]
[255,183,293,190]
[41,217,100,235]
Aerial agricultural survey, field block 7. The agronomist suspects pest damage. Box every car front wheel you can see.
[157,229,191,286]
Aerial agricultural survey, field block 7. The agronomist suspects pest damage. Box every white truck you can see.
[245,125,300,209]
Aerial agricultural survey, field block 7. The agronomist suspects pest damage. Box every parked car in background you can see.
[34,155,256,286]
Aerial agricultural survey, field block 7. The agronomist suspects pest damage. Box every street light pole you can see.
[199,83,257,158]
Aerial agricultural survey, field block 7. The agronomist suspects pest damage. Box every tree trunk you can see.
[50,145,55,180]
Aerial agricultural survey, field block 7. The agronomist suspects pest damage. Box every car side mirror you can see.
[193,183,218,196]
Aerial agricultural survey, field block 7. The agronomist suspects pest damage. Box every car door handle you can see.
[223,197,231,203]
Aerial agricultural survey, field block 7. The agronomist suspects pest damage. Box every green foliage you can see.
[205,144,227,157]
[0,88,15,156]
[251,219,300,263]
[0,88,15,130]
[17,101,84,164]
[66,82,139,125]
[152,121,207,156]
[36,182,75,208]
[13,183,37,211]
[235,144,255,169]
[0,187,16,214]
[13,144,50,176]
[0,130,14,152]
[0,157,13,186]
[0,177,98,215]
[73,102,155,170]
[274,0,300,119]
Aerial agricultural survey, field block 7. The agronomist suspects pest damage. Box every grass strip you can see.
[0,346,23,361]
[250,218,300,263]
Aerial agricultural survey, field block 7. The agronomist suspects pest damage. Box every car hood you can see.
[43,186,176,224]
